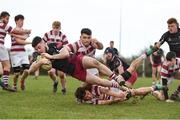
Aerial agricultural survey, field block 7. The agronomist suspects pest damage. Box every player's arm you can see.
[100,87,125,98]
[42,46,70,60]
[28,58,49,73]
[10,33,27,40]
[155,42,161,48]
[155,33,168,48]
[91,38,103,50]
[14,37,31,45]
[10,28,31,44]
[11,28,31,35]
[97,98,123,105]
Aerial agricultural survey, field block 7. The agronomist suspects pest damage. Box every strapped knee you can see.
[121,71,132,81]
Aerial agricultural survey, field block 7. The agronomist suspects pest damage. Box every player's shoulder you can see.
[162,61,169,68]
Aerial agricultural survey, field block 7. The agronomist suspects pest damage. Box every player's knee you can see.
[3,66,10,72]
[59,74,65,79]
[121,71,132,81]
[48,70,53,75]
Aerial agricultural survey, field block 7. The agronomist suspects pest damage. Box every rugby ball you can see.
[36,55,52,70]
[41,63,52,71]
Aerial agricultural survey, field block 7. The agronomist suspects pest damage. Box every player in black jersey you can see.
[104,48,138,88]
[155,18,180,58]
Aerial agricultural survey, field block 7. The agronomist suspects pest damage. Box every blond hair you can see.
[52,21,61,28]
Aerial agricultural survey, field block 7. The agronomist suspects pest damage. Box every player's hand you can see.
[56,42,63,49]
[41,53,53,59]
[25,29,31,34]
[40,58,51,64]
[91,38,98,48]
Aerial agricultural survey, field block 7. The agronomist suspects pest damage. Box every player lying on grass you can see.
[21,36,158,90]
[74,82,164,105]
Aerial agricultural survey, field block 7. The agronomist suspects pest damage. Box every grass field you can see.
[0,76,179,119]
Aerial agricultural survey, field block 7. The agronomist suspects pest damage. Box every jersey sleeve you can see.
[160,63,169,79]
[67,42,79,53]
[5,25,13,33]
[42,33,49,42]
[61,34,68,45]
[159,32,168,45]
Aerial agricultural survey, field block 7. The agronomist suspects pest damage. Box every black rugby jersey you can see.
[159,29,180,56]
[46,43,75,75]
[106,55,129,74]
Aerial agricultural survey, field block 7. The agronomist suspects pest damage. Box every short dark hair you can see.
[0,11,10,19]
[74,87,86,102]
[104,48,114,55]
[32,36,42,48]
[110,41,114,43]
[81,28,92,35]
[14,14,24,22]
[166,51,176,61]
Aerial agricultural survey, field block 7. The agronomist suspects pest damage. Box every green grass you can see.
[0,76,179,119]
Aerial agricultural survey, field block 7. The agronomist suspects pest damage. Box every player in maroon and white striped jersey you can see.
[0,11,28,91]
[75,82,164,105]
[42,21,68,94]
[9,14,31,91]
[67,28,103,76]
[67,28,103,58]
[0,11,13,91]
[43,21,68,50]
[160,51,180,102]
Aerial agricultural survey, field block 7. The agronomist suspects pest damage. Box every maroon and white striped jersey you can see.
[43,30,68,45]
[160,59,180,79]
[0,21,12,45]
[67,40,96,57]
[87,85,111,105]
[10,36,25,52]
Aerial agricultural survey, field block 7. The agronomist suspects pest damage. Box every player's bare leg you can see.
[13,73,20,90]
[48,68,58,93]
[82,56,114,77]
[58,71,66,95]
[85,72,119,88]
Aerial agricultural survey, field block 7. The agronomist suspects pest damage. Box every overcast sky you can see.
[1,0,180,57]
